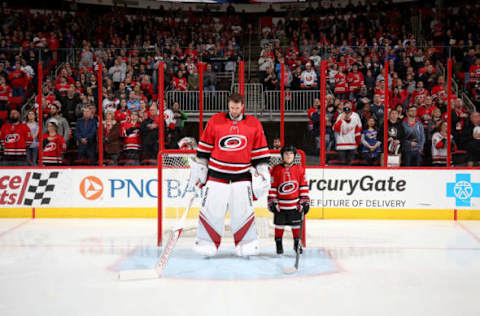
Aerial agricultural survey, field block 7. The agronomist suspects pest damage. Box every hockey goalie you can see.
[189,93,270,257]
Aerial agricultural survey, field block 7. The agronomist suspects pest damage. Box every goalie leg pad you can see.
[230,181,258,246]
[235,239,260,257]
[194,239,218,257]
[196,180,228,250]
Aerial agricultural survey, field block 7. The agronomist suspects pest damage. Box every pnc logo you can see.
[80,176,104,200]
[218,135,247,151]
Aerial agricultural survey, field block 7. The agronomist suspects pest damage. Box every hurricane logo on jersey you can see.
[278,181,299,195]
[218,135,247,151]
[44,142,57,152]
[5,134,20,143]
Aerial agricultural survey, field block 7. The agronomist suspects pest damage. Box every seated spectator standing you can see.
[172,102,187,138]
[60,85,81,124]
[76,107,97,163]
[115,99,130,124]
[347,64,364,99]
[333,106,361,164]
[0,109,32,166]
[401,106,425,166]
[300,63,318,90]
[121,111,141,165]
[172,71,188,91]
[307,98,320,136]
[46,103,70,144]
[465,112,480,167]
[103,110,121,165]
[451,98,470,149]
[127,91,140,111]
[8,62,28,99]
[0,75,12,116]
[371,94,385,126]
[203,64,216,91]
[264,66,279,90]
[431,121,454,166]
[42,120,66,166]
[334,66,348,99]
[140,105,159,160]
[380,109,404,159]
[25,110,39,166]
[361,118,382,165]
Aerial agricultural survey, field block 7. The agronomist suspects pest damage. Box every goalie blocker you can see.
[268,145,310,255]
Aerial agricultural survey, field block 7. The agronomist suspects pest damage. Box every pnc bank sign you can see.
[79,176,195,200]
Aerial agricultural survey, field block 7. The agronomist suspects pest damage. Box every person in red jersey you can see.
[121,111,141,165]
[191,93,270,257]
[0,109,32,166]
[42,119,66,166]
[8,62,28,98]
[268,145,309,255]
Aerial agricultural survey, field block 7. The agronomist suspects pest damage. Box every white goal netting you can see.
[158,150,306,244]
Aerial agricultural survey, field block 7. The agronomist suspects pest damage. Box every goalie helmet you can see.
[177,137,198,150]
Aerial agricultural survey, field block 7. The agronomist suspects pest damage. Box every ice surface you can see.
[0,218,479,316]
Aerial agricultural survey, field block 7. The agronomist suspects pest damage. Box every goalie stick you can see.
[118,191,196,281]
[282,211,305,274]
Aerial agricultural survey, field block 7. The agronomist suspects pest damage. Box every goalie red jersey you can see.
[197,112,270,181]
[269,164,309,211]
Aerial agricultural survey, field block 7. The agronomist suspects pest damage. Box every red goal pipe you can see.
[38,62,43,167]
[447,58,452,168]
[280,63,285,146]
[198,62,204,137]
[157,61,165,247]
[239,61,245,114]
[98,63,103,167]
[320,60,327,167]
[383,61,389,168]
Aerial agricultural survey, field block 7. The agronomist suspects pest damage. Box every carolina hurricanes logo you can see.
[218,135,247,151]
[5,134,20,143]
[278,181,299,195]
[44,142,56,152]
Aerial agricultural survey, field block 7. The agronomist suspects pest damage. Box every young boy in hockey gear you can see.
[190,93,270,257]
[268,146,310,255]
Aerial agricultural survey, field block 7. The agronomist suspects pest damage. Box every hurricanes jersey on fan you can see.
[269,164,309,211]
[197,112,270,180]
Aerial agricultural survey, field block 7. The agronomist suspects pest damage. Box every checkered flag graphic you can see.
[23,172,59,206]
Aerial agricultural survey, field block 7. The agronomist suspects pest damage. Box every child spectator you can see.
[361,118,382,165]
[431,121,454,166]
[42,120,66,166]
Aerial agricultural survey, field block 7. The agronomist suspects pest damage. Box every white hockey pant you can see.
[195,179,259,256]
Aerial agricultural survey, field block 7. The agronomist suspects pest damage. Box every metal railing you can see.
[233,83,264,115]
[165,90,230,113]
[264,90,319,112]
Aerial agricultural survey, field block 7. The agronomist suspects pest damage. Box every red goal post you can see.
[157,149,306,246]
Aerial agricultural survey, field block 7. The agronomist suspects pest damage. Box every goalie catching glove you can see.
[250,163,271,199]
[188,157,208,188]
[298,196,310,214]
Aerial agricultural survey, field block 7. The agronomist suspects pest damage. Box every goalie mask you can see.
[178,137,198,150]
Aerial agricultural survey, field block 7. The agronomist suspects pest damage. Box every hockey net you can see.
[157,149,306,246]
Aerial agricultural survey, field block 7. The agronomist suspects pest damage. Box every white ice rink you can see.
[1,218,480,316]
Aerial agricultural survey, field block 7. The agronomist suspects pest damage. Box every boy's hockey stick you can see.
[282,211,305,274]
